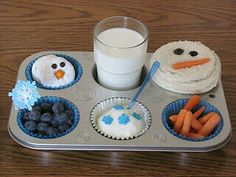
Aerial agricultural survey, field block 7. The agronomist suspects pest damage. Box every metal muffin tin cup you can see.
[162,99,224,142]
[8,51,232,151]
[17,96,80,139]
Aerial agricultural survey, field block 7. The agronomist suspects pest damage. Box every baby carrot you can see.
[172,57,210,69]
[170,113,202,131]
[183,95,201,111]
[193,106,206,119]
[191,119,203,131]
[169,115,178,124]
[181,111,193,136]
[198,112,214,124]
[198,113,221,137]
[174,109,187,133]
[190,106,205,131]
[188,133,205,139]
[190,128,197,133]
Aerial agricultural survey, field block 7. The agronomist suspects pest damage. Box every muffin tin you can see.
[8,51,232,151]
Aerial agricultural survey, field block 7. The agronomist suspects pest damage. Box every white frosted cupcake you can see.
[32,54,75,88]
[90,97,151,140]
[150,41,221,94]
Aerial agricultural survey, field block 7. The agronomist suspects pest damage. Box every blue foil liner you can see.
[25,53,83,90]
[162,99,224,142]
[17,96,80,139]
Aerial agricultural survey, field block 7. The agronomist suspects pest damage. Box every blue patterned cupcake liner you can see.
[162,99,224,142]
[25,53,83,90]
[90,97,152,140]
[17,96,80,139]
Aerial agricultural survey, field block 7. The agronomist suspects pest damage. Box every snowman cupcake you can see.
[150,41,221,94]
[31,54,75,88]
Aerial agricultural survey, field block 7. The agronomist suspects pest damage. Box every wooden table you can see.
[1,0,235,176]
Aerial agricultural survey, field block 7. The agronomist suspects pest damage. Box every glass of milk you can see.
[93,16,148,91]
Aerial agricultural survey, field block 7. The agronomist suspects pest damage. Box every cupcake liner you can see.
[17,96,80,139]
[90,97,151,140]
[25,53,83,90]
[162,99,224,142]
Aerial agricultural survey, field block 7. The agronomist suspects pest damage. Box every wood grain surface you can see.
[0,0,236,176]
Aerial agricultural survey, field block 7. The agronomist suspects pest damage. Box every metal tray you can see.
[8,51,232,151]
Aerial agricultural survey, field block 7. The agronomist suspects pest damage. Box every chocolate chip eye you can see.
[174,48,184,55]
[51,63,57,69]
[60,62,65,67]
[189,51,198,57]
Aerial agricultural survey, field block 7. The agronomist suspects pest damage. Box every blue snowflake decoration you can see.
[132,112,143,120]
[113,105,124,110]
[102,115,113,125]
[8,80,41,110]
[118,114,130,125]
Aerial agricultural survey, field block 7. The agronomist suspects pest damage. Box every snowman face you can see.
[159,41,214,69]
[150,41,221,94]
[32,55,75,87]
[153,41,219,82]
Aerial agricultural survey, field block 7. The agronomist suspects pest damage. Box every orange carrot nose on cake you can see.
[172,57,210,69]
[55,70,65,79]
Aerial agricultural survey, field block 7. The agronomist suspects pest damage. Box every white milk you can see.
[94,28,147,90]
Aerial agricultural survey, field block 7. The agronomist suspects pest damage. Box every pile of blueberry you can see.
[22,102,74,136]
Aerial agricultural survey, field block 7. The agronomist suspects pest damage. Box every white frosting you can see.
[97,106,145,139]
[32,55,75,87]
[150,41,221,94]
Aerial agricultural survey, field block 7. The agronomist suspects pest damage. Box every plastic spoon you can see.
[127,61,160,109]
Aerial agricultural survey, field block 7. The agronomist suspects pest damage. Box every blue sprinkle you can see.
[132,112,143,120]
[118,114,130,125]
[102,115,113,125]
[113,105,124,110]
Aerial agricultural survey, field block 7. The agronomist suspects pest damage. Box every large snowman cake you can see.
[32,55,75,87]
[150,41,221,94]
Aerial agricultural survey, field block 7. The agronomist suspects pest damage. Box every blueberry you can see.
[41,103,52,113]
[24,120,36,132]
[47,127,59,135]
[66,118,73,126]
[65,110,73,118]
[58,124,69,133]
[40,113,52,123]
[32,106,41,112]
[22,112,30,122]
[174,48,184,55]
[29,110,41,122]
[37,122,48,133]
[54,113,69,125]
[51,117,58,127]
[52,102,65,113]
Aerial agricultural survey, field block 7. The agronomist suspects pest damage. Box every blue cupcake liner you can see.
[25,53,83,90]
[162,99,224,142]
[17,96,80,139]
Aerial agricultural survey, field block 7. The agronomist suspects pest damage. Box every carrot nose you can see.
[55,70,65,79]
[172,57,210,69]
